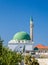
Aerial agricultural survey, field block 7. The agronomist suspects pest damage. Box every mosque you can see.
[8,17,48,57]
[8,18,34,53]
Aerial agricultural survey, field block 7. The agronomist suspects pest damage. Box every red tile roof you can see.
[35,44,48,49]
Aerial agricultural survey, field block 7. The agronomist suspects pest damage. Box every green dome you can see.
[13,32,30,40]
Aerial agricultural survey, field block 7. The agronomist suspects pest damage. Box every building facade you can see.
[34,44,48,57]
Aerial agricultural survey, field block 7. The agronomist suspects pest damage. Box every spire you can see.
[30,16,33,22]
[30,16,34,42]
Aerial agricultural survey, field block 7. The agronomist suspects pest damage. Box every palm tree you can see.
[24,55,31,65]
[24,55,39,65]
[31,57,39,65]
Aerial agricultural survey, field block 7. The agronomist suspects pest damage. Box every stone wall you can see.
[37,58,48,65]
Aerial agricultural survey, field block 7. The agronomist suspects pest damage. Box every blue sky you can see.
[0,0,48,46]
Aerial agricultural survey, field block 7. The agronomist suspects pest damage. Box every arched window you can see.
[34,47,38,51]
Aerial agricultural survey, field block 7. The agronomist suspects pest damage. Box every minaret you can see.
[30,17,34,42]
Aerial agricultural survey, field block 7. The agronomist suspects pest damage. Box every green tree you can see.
[0,37,3,56]
[2,46,23,65]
